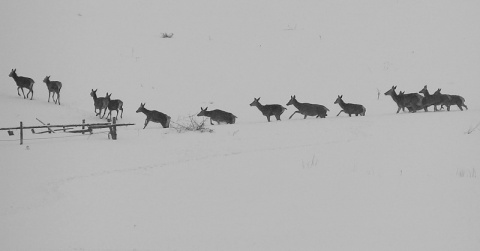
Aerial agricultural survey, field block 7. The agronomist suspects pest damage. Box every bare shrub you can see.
[171,116,213,133]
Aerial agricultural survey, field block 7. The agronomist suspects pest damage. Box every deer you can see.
[197,107,237,125]
[250,97,286,122]
[433,88,467,111]
[43,76,62,105]
[9,69,34,100]
[418,85,444,111]
[136,103,171,129]
[384,86,423,113]
[105,93,124,120]
[286,95,329,119]
[90,89,109,118]
[334,95,366,117]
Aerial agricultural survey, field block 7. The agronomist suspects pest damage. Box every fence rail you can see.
[0,118,134,145]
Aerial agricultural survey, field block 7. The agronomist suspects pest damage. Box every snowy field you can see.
[1,1,480,250]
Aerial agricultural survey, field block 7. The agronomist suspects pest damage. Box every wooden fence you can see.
[0,118,134,145]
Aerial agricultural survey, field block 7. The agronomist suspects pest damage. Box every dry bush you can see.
[171,116,213,133]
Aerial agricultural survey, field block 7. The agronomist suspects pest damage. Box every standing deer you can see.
[384,86,423,113]
[90,89,109,118]
[197,107,237,125]
[9,69,34,100]
[136,103,170,129]
[433,88,467,111]
[418,85,443,111]
[334,95,366,117]
[43,76,62,105]
[250,97,286,122]
[105,93,124,120]
[286,95,329,119]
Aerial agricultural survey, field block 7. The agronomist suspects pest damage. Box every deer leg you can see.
[143,119,149,129]
[27,89,33,100]
[17,87,22,97]
[101,108,108,119]
[266,116,271,122]
[19,87,26,98]
[275,114,281,121]
[289,111,299,119]
[120,108,123,118]
[304,115,308,119]
[336,110,344,116]
[57,92,60,105]
[210,118,214,125]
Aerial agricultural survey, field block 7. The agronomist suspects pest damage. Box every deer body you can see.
[9,69,34,100]
[136,103,170,129]
[197,107,237,125]
[90,89,109,118]
[384,86,422,113]
[334,95,366,117]
[43,76,62,105]
[250,97,286,122]
[286,95,329,119]
[418,85,444,111]
[434,89,467,111]
[105,93,124,120]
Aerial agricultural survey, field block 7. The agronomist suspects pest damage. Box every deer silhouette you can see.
[250,97,286,122]
[136,103,170,129]
[197,107,237,125]
[419,85,444,111]
[334,95,366,117]
[384,86,423,113]
[433,88,467,111]
[90,89,109,118]
[105,93,124,120]
[9,69,34,100]
[43,76,62,105]
[286,95,329,119]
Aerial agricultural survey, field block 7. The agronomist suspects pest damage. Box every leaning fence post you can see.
[20,121,23,145]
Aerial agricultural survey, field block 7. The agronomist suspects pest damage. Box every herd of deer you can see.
[9,69,467,129]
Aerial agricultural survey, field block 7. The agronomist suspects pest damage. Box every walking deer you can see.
[384,86,423,113]
[9,69,34,100]
[433,88,467,111]
[334,95,366,117]
[136,103,170,129]
[105,93,124,120]
[418,85,443,111]
[250,97,286,122]
[197,107,237,125]
[286,95,329,119]
[90,89,109,118]
[43,76,62,105]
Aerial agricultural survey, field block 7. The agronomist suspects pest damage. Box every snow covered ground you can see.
[1,1,480,250]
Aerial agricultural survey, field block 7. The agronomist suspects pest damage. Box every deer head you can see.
[197,107,208,116]
[334,95,343,104]
[286,95,297,106]
[250,97,261,106]
[136,103,145,113]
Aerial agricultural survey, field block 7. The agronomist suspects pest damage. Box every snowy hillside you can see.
[1,1,480,250]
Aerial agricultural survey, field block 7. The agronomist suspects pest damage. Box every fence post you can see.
[82,119,85,135]
[111,118,117,140]
[20,121,23,145]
